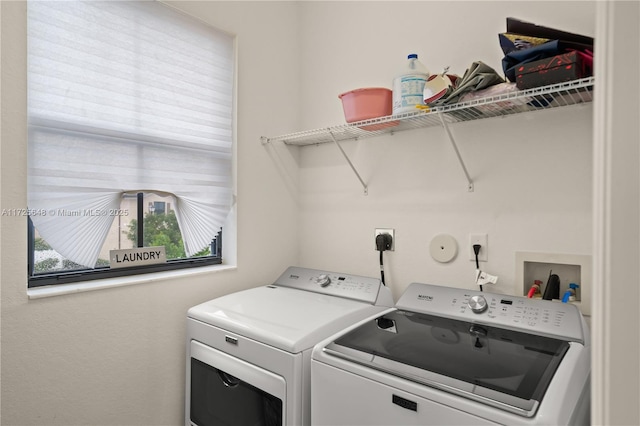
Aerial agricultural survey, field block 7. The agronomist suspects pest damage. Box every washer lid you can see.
[323,309,573,418]
[188,285,386,353]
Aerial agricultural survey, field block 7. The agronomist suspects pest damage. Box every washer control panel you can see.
[397,282,585,343]
[274,266,393,306]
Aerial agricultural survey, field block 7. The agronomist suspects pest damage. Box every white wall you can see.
[1,2,300,424]
[294,1,596,301]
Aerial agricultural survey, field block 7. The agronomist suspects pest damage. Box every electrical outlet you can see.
[375,228,395,251]
[469,233,488,262]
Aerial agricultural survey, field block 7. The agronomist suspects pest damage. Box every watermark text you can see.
[1,208,129,217]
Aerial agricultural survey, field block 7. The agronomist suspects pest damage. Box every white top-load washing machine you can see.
[312,282,590,425]
[186,266,393,426]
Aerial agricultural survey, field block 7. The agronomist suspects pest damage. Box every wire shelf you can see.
[264,77,594,146]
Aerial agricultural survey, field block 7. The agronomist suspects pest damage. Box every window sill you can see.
[27,264,237,299]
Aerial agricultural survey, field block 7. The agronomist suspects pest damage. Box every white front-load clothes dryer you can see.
[312,282,590,425]
[186,266,393,426]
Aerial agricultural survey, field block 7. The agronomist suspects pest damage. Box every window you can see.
[27,1,234,287]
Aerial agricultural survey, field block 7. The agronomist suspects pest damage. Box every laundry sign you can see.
[110,246,166,268]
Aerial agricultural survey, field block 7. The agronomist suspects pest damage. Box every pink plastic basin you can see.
[338,87,393,122]
[338,87,396,131]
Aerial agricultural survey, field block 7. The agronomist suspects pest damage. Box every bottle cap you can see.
[408,53,418,59]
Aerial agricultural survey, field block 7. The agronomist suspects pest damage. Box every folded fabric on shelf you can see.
[428,61,504,106]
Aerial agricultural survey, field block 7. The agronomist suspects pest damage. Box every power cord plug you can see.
[376,233,392,252]
[376,233,392,286]
[473,244,481,269]
[472,243,498,291]
[473,244,482,291]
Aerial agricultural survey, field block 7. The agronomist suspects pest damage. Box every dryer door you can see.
[188,340,285,426]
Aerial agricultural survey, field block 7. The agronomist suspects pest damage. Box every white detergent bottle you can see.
[392,53,430,115]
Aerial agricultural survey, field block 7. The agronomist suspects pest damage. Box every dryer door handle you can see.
[218,370,241,388]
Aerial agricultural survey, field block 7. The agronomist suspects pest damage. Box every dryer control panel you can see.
[274,266,394,307]
[396,282,586,343]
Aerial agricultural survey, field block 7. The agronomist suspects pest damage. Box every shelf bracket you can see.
[329,131,368,195]
[438,113,474,192]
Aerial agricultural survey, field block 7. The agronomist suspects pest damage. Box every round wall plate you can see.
[430,234,458,263]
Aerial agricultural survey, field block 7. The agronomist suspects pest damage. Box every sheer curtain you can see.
[27,1,234,268]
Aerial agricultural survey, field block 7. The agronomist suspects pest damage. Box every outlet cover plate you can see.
[469,233,488,261]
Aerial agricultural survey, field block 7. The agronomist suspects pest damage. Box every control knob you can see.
[315,274,331,287]
[468,295,488,313]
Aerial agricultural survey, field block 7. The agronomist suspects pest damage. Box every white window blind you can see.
[27,1,234,268]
